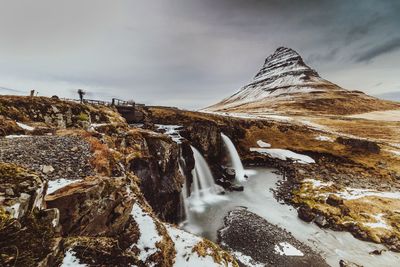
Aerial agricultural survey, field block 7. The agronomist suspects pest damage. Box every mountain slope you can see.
[206,47,400,115]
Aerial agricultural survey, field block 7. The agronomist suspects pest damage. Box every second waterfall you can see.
[221,133,246,182]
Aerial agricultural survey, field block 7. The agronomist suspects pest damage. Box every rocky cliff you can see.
[0,95,238,267]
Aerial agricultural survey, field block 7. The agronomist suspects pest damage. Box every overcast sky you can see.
[0,0,399,109]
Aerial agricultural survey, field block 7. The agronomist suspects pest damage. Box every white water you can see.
[182,168,400,267]
[188,146,226,214]
[221,133,246,182]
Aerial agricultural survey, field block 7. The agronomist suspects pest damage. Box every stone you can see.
[230,184,244,191]
[223,167,236,180]
[326,194,343,206]
[5,188,14,196]
[314,214,328,227]
[337,137,380,154]
[42,165,55,174]
[297,206,315,222]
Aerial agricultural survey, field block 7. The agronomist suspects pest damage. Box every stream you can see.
[182,167,400,267]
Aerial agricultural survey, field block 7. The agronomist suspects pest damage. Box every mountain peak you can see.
[253,47,318,82]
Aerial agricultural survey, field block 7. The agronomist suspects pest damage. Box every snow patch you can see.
[130,203,161,265]
[61,249,86,266]
[4,135,31,138]
[250,148,315,164]
[364,214,391,230]
[274,242,304,256]
[257,140,271,148]
[166,224,234,267]
[231,251,264,267]
[303,179,334,188]
[47,179,81,194]
[16,122,35,131]
[315,135,334,142]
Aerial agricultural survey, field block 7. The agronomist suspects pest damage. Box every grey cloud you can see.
[0,0,399,109]
[354,37,400,63]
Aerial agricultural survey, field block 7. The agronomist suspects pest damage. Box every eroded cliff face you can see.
[0,96,238,267]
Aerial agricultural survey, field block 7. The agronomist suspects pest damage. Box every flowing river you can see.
[182,167,400,267]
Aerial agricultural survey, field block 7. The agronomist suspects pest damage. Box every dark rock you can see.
[337,137,380,154]
[326,194,343,206]
[297,206,315,222]
[230,184,244,191]
[369,249,385,255]
[223,167,236,180]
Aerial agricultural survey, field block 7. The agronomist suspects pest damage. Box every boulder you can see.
[326,194,343,206]
[297,206,315,222]
[337,137,380,154]
[46,176,135,237]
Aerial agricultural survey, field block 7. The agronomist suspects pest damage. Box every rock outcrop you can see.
[0,163,62,267]
[46,176,135,237]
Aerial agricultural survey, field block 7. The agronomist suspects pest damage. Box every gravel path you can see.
[0,136,94,180]
[218,208,329,267]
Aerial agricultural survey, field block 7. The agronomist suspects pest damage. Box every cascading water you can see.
[221,133,246,182]
[189,145,226,213]
[178,156,190,223]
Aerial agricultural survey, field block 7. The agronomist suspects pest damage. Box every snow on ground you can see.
[303,179,400,200]
[364,214,391,230]
[257,140,271,148]
[230,251,264,267]
[303,178,334,188]
[387,150,400,156]
[130,203,161,265]
[165,224,235,267]
[250,148,315,164]
[274,242,304,256]
[61,249,87,267]
[4,135,31,138]
[47,179,81,194]
[16,122,34,131]
[315,135,334,142]
[347,109,400,122]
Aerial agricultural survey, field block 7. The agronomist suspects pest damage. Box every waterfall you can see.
[189,145,226,213]
[178,153,189,223]
[221,133,246,182]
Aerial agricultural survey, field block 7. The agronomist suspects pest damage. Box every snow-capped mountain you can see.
[206,47,400,115]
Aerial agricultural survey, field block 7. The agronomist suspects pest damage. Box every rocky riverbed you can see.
[218,208,328,267]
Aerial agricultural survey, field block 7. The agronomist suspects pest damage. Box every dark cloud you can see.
[354,37,400,63]
[0,0,399,108]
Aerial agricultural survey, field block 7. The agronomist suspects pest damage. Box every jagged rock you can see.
[0,163,46,219]
[326,194,343,206]
[230,184,244,192]
[0,163,62,267]
[337,137,380,154]
[45,176,135,237]
[127,129,187,222]
[297,206,315,222]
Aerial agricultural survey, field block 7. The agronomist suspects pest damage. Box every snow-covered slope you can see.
[206,47,400,115]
